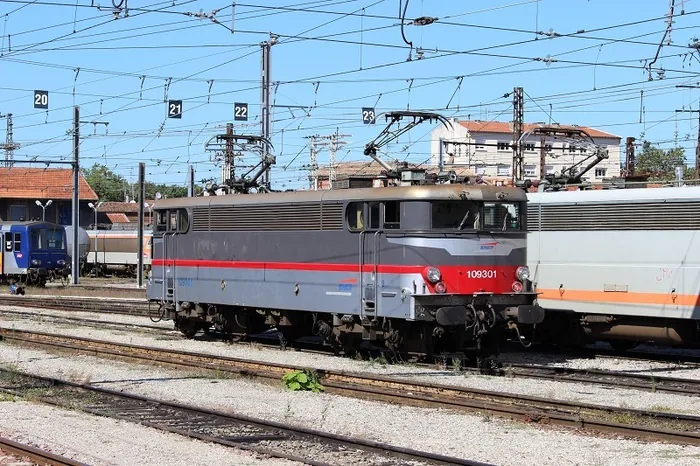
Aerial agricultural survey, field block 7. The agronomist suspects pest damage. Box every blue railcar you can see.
[0,222,70,286]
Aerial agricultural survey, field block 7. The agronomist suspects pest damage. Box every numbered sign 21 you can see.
[34,90,49,109]
[362,107,375,124]
[168,100,182,119]
[234,102,248,121]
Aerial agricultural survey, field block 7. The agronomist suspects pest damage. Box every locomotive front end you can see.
[400,187,543,371]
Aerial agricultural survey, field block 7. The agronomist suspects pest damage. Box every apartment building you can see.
[430,120,622,183]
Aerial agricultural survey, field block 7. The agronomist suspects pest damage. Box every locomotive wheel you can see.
[177,319,200,339]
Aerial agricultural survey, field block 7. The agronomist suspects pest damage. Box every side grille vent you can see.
[527,201,700,231]
[192,202,344,232]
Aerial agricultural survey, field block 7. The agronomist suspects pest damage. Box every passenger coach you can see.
[147,184,543,367]
[0,221,70,285]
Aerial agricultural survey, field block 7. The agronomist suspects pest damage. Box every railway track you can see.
[1,327,699,446]
[1,299,699,397]
[0,295,150,317]
[0,308,170,332]
[0,435,87,466]
[0,368,481,466]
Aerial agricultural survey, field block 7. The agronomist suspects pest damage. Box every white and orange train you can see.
[527,186,700,350]
[85,229,152,276]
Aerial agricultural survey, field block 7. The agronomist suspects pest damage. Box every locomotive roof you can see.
[0,221,61,227]
[528,185,700,205]
[151,184,527,209]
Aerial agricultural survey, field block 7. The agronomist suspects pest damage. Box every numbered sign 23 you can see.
[34,90,49,109]
[234,102,248,121]
[168,100,183,119]
[362,107,375,124]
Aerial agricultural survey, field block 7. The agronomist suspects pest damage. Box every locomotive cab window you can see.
[13,232,21,251]
[368,202,380,229]
[46,228,64,249]
[383,201,401,229]
[432,201,480,230]
[169,211,177,231]
[178,209,189,232]
[155,211,167,232]
[4,233,12,251]
[31,229,42,249]
[346,202,364,231]
[483,202,521,231]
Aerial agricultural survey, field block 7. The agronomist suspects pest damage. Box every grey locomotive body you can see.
[147,184,543,367]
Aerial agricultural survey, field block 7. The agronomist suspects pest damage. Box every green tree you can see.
[82,163,128,201]
[635,141,691,181]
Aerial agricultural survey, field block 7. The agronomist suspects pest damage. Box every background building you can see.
[0,168,97,227]
[430,120,622,185]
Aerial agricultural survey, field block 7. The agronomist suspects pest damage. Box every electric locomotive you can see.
[147,184,543,368]
[0,221,70,286]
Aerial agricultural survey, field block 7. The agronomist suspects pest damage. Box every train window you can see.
[346,203,364,231]
[13,232,21,251]
[368,202,380,229]
[384,201,401,229]
[178,209,189,232]
[432,201,480,230]
[4,233,12,252]
[31,229,42,249]
[46,229,64,249]
[155,211,167,232]
[169,211,178,231]
[483,203,521,231]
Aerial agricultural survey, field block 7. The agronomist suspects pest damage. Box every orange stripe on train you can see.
[537,288,700,307]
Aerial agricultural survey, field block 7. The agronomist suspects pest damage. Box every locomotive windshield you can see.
[431,201,521,231]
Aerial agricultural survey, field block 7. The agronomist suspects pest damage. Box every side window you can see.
[13,232,21,251]
[155,211,167,232]
[178,209,189,232]
[368,202,380,230]
[346,202,364,231]
[169,211,177,231]
[31,229,42,249]
[4,233,12,252]
[384,201,401,229]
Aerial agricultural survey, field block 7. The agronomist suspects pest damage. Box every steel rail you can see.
[0,368,485,466]
[1,327,699,447]
[0,435,88,466]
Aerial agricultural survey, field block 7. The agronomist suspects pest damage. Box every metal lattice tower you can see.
[328,130,350,189]
[0,113,19,168]
[511,87,524,183]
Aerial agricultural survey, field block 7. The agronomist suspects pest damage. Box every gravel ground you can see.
[0,345,698,466]
[0,309,698,416]
[0,400,298,466]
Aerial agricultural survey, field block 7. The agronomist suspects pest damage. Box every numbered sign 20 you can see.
[168,100,182,119]
[34,90,49,109]
[234,102,248,121]
[362,107,375,124]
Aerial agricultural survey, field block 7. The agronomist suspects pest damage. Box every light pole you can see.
[144,202,152,227]
[88,201,103,276]
[35,199,52,221]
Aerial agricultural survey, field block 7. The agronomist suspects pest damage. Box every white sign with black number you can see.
[362,107,375,124]
[168,100,182,119]
[34,90,49,109]
[234,102,248,121]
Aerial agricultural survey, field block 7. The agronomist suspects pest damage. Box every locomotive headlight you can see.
[57,260,66,267]
[516,266,530,282]
[423,267,441,284]
[31,259,41,266]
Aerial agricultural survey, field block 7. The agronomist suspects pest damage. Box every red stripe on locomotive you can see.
[152,259,519,295]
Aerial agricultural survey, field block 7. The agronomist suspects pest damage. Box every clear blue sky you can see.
[0,0,698,191]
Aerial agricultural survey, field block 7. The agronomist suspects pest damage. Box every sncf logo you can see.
[479,241,498,250]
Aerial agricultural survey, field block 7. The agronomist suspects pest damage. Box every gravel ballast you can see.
[0,309,699,416]
[0,400,298,466]
[0,339,699,464]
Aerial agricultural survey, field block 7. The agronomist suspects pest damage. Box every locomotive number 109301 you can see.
[466,269,498,279]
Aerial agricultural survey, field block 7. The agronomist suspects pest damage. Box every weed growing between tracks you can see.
[282,369,324,392]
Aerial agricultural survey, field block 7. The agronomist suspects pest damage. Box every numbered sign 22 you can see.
[34,90,49,109]
[168,100,183,119]
[234,102,248,121]
[362,107,375,124]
